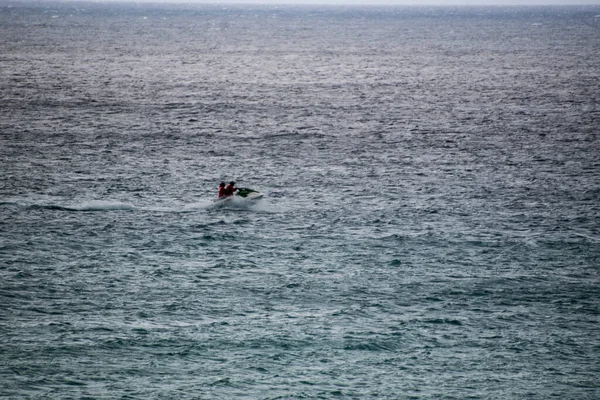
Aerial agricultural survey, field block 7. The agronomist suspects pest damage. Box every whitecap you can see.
[69,201,136,211]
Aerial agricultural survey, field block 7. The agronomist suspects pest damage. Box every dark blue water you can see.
[1,2,599,398]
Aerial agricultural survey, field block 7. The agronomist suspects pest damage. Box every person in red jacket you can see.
[224,181,237,197]
[218,182,226,198]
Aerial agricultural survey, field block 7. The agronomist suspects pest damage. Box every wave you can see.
[29,201,137,212]
[182,200,219,211]
[201,196,281,213]
[2,198,280,213]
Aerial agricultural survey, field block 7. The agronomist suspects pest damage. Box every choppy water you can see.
[1,2,600,398]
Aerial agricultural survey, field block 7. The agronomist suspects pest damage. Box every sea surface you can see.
[1,1,599,398]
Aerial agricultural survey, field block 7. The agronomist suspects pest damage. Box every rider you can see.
[224,181,237,197]
[218,182,226,198]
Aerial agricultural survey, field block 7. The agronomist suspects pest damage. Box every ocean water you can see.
[1,1,599,398]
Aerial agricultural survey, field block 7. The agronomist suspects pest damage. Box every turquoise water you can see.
[1,2,599,398]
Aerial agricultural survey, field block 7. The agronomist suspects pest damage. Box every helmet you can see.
[229,181,235,185]
[220,182,225,187]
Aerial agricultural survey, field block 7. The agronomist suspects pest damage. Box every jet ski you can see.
[214,188,263,204]
[236,188,263,200]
